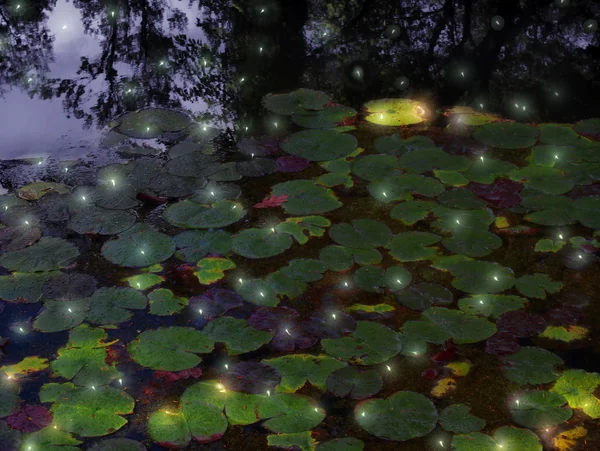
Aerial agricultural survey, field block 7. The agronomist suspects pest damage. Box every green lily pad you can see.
[534,238,565,253]
[20,424,82,451]
[0,223,41,252]
[265,271,308,299]
[115,108,191,138]
[398,147,470,173]
[319,245,354,271]
[452,427,542,451]
[355,391,437,441]
[538,123,583,145]
[458,294,527,319]
[439,404,486,433]
[369,173,445,202]
[268,431,318,450]
[203,317,273,355]
[515,274,563,299]
[264,354,347,393]
[17,182,70,201]
[510,166,574,195]
[292,105,357,129]
[438,189,488,209]
[374,134,434,156]
[237,157,278,178]
[430,206,495,233]
[510,390,572,429]
[85,287,147,325]
[257,393,325,433]
[329,219,392,249]
[148,173,208,198]
[190,182,242,203]
[124,273,164,290]
[234,278,278,306]
[194,257,236,284]
[148,288,189,316]
[0,237,79,272]
[0,377,19,418]
[275,216,330,244]
[389,200,434,224]
[33,298,91,332]
[462,158,518,184]
[262,89,332,115]
[550,369,600,418]
[67,207,136,236]
[322,321,402,365]
[447,107,499,126]
[571,196,600,228]
[316,171,354,188]
[280,259,327,282]
[472,123,540,149]
[346,304,395,314]
[101,224,175,268]
[208,162,242,182]
[50,325,120,386]
[271,180,343,215]
[395,283,453,311]
[442,229,503,258]
[281,129,357,162]
[352,265,411,293]
[40,383,135,437]
[539,325,589,342]
[0,271,61,303]
[385,232,442,261]
[501,347,563,385]
[128,327,214,371]
[173,229,232,262]
[316,437,364,451]
[231,228,293,259]
[574,118,600,136]
[1,356,49,378]
[164,153,220,178]
[445,260,516,294]
[363,99,424,126]
[423,307,496,344]
[350,155,397,181]
[435,170,470,186]
[163,199,247,229]
[326,367,382,400]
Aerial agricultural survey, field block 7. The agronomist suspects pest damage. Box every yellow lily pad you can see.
[1,356,49,378]
[431,377,457,398]
[363,98,425,126]
[194,257,236,284]
[553,426,587,451]
[539,325,589,342]
[445,361,472,377]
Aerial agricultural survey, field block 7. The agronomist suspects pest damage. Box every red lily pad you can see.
[485,332,521,355]
[469,179,523,209]
[6,405,52,432]
[189,288,243,319]
[154,368,203,382]
[276,156,311,173]
[430,340,457,363]
[421,368,441,380]
[254,194,289,208]
[222,362,281,394]
[496,310,547,338]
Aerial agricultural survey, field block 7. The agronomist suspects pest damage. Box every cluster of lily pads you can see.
[0,89,599,450]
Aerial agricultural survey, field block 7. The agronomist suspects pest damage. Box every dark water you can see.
[1,1,600,450]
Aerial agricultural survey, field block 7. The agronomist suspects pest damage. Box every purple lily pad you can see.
[237,136,279,157]
[301,311,356,339]
[189,288,243,319]
[276,156,311,173]
[271,326,319,352]
[485,332,520,355]
[547,305,584,326]
[7,405,52,432]
[496,310,547,338]
[42,273,97,301]
[222,362,281,394]
[469,179,523,209]
[567,182,600,198]
[247,307,300,331]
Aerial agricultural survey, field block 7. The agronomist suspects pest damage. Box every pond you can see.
[0,1,600,450]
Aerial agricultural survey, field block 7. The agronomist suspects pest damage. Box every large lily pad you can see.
[458,294,527,319]
[423,307,496,344]
[439,404,486,433]
[163,199,246,229]
[550,369,600,418]
[271,180,342,215]
[281,129,357,162]
[350,155,397,181]
[472,123,540,149]
[264,354,347,393]
[33,298,91,332]
[501,347,563,384]
[326,367,382,399]
[322,321,402,365]
[128,327,214,371]
[39,383,135,437]
[173,229,232,262]
[398,147,470,173]
[385,232,442,261]
[509,390,572,429]
[262,89,332,115]
[115,108,191,138]
[256,393,325,433]
[442,229,503,258]
[67,207,137,236]
[101,224,175,268]
[231,228,294,259]
[395,283,453,311]
[369,173,445,202]
[329,219,392,249]
[0,378,19,418]
[0,237,79,272]
[452,426,542,451]
[374,135,435,156]
[515,273,563,299]
[17,182,70,200]
[275,216,330,244]
[203,316,273,355]
[363,99,424,126]
[0,271,61,303]
[85,287,147,325]
[355,391,437,441]
[445,260,516,294]
[292,105,357,129]
[510,166,574,195]
[148,288,189,316]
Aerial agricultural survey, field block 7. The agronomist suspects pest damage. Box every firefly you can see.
[127,89,132,93]
[559,234,563,240]
[140,250,145,255]
[111,179,115,186]
[440,441,445,448]
[65,168,68,172]
[16,4,21,9]
[554,155,559,160]
[159,61,164,66]
[386,365,391,372]
[271,228,275,232]
[137,283,141,288]
[555,92,559,96]
[146,127,150,131]
[199,309,203,314]
[19,327,24,333]
[314,408,318,412]
[203,126,207,131]
[396,279,402,284]
[515,399,520,405]
[480,103,484,108]
[382,192,388,197]
[210,191,215,196]
[245,127,249,132]
[112,11,115,17]
[251,153,254,158]
[379,113,384,119]
[259,47,263,53]
[225,364,229,370]
[91,385,96,391]
[523,106,526,111]
[515,103,519,108]
[461,71,465,77]
[480,156,484,162]
[54,425,57,429]
[274,122,278,128]
[216,383,224,390]
[495,20,499,25]
[494,276,499,281]
[392,29,396,34]
[81,196,86,201]
[344,282,349,287]
[332,313,336,319]
[401,80,404,85]
[578,254,583,259]
[497,445,503,449]
[545,428,549,432]
[412,351,418,355]
[119,379,123,385]
[323,32,327,36]
[28,78,32,82]
[239,278,243,284]
[62,25,67,29]
[456,219,460,225]
[240,77,245,82]
[588,24,593,29]
[267,390,270,396]
[260,8,265,13]
[24,220,29,225]
[285,329,291,336]
[356,70,361,77]
[68,308,72,313]
[232,205,237,209]
[203,59,207,66]
[260,292,265,297]
[38,161,42,165]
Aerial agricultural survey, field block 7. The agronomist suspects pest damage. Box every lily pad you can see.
[85,287,147,325]
[124,273,164,290]
[292,105,357,129]
[472,123,540,149]
[269,432,318,450]
[398,147,470,173]
[0,224,41,252]
[0,378,19,418]
[115,108,191,138]
[452,426,542,451]
[445,260,516,294]
[550,369,600,418]
[515,273,563,299]
[458,294,527,319]
[189,288,243,319]
[42,273,97,301]
[501,347,563,384]
[395,283,453,311]
[316,437,365,451]
[50,324,120,386]
[509,390,572,429]
[6,405,52,432]
[100,224,174,268]
[281,129,357,162]
[1,356,49,379]
[439,404,486,433]
[203,316,273,355]
[326,367,382,400]
[442,229,503,258]
[496,310,547,337]
[129,327,214,371]
[0,272,61,303]
[40,383,135,437]
[222,362,281,394]
[231,228,294,259]
[510,166,574,195]
[262,89,332,115]
[264,354,347,393]
[275,216,330,244]
[234,278,278,306]
[385,232,442,261]
[363,99,424,126]
[194,257,236,284]
[148,288,189,316]
[163,199,246,229]
[369,173,445,202]
[374,134,434,156]
[0,237,79,272]
[17,182,70,201]
[354,391,437,441]
[423,307,496,344]
[329,219,392,249]
[322,321,402,365]
[173,229,232,262]
[33,298,91,332]
[256,393,325,433]
[280,259,327,282]
[351,155,397,181]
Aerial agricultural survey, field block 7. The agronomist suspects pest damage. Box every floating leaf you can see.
[0,237,79,272]
[194,257,235,284]
[539,325,588,342]
[262,89,332,115]
[398,147,470,173]
[316,437,365,451]
[501,347,563,384]
[281,259,327,282]
[385,232,442,262]
[363,99,424,126]
[67,207,137,236]
[1,356,49,379]
[101,224,175,268]
[329,219,392,249]
[33,298,91,332]
[439,404,485,433]
[264,354,346,393]
[472,123,540,149]
[445,260,516,294]
[40,383,135,437]
[275,216,330,244]
[268,431,318,450]
[203,317,273,355]
[355,391,437,441]
[326,367,382,400]
[510,166,574,195]
[496,310,547,338]
[85,287,147,325]
[390,200,434,224]
[129,327,214,371]
[510,390,572,429]
[163,199,246,229]
[114,108,191,138]
[553,426,588,451]
[235,278,278,306]
[271,180,342,215]
[351,155,397,181]
[515,274,563,299]
[395,283,453,311]
[173,229,232,263]
[423,307,496,344]
[369,173,445,202]
[276,155,312,173]
[458,294,527,319]
[534,238,565,253]
[0,224,41,252]
[431,377,457,398]
[0,271,61,303]
[17,182,70,201]
[222,362,281,394]
[124,273,164,290]
[257,393,325,433]
[189,288,243,319]
[452,426,542,451]
[322,321,402,365]
[374,134,435,156]
[292,105,357,129]
[281,129,357,161]
[6,405,52,432]
[550,369,600,418]
[148,288,189,316]
[232,228,293,259]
